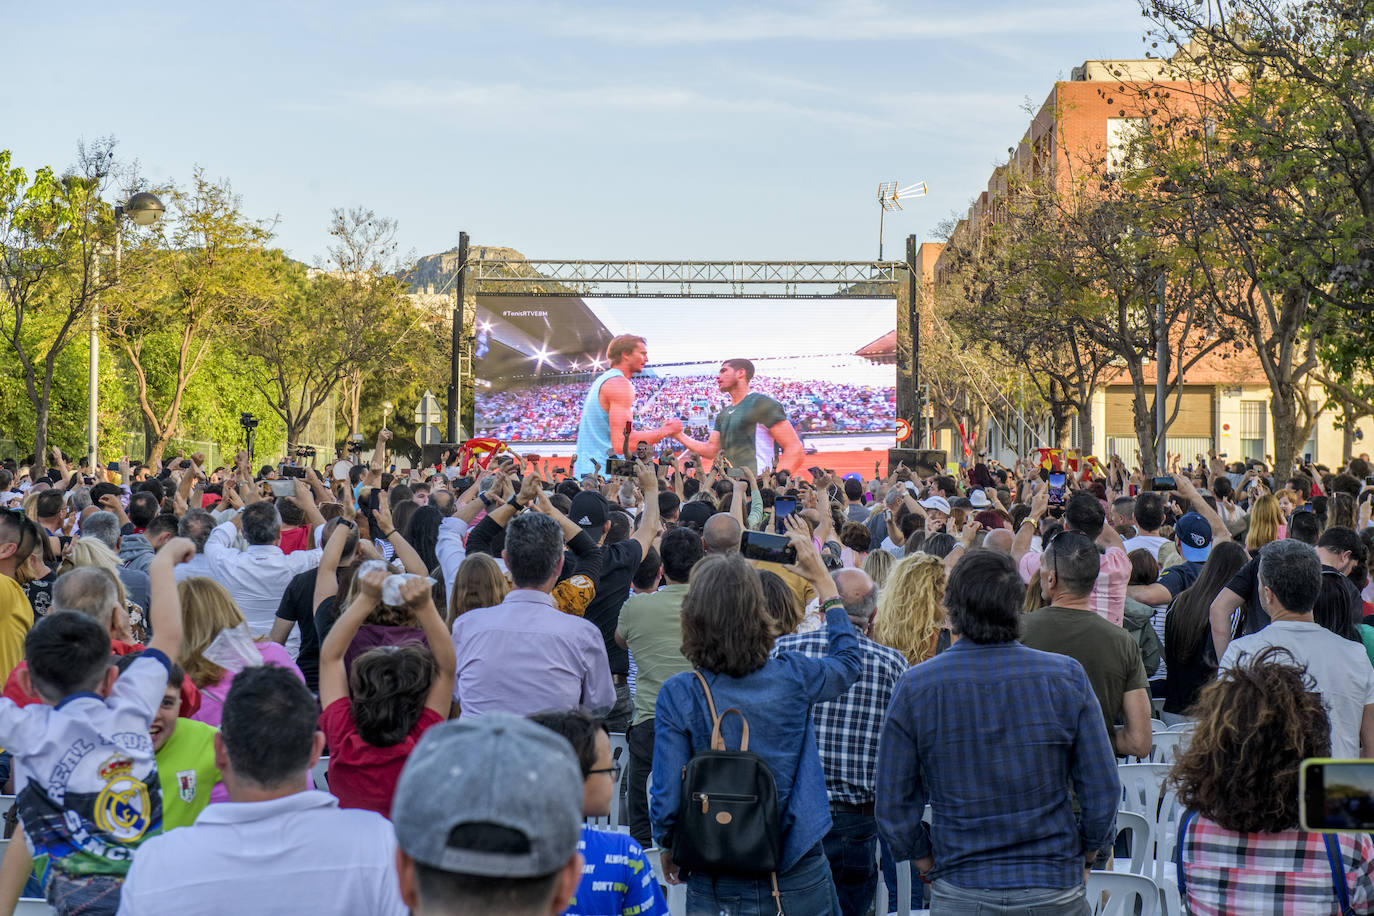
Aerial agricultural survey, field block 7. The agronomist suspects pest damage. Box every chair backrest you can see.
[13,899,53,915]
[587,733,630,832]
[1087,870,1159,916]
[1118,763,1171,821]
[874,853,913,916]
[1113,810,1152,876]
[311,755,330,792]
[645,846,687,916]
[1166,720,1195,733]
[1147,729,1191,765]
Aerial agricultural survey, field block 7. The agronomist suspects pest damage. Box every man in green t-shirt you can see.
[116,654,222,830]
[614,528,703,848]
[672,358,804,474]
[1020,531,1153,760]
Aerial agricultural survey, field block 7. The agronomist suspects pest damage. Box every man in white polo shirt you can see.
[204,481,324,649]
[117,666,405,915]
[1219,539,1374,760]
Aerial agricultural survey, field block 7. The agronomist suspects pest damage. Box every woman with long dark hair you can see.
[1163,540,1248,715]
[650,525,861,915]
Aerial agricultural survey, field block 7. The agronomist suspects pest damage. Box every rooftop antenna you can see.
[878,180,928,261]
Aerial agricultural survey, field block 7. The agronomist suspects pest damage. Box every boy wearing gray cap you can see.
[392,714,586,915]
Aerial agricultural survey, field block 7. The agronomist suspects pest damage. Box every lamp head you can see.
[124,192,165,227]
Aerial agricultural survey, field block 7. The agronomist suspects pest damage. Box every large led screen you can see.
[475,295,895,476]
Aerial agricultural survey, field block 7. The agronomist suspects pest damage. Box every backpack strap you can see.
[694,671,721,729]
[712,708,751,752]
[1323,833,1354,916]
[1176,809,1197,899]
[694,671,753,752]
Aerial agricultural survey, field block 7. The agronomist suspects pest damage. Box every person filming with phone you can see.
[650,515,861,913]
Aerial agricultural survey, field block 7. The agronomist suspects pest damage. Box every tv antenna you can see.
[877,180,928,261]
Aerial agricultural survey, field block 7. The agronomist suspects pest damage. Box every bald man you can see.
[983,528,1014,555]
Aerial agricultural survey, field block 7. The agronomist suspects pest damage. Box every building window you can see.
[1107,117,1149,174]
[1239,400,1266,462]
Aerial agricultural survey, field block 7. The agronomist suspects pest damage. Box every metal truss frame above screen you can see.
[468,257,906,298]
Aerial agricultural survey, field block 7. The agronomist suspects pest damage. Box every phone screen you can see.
[740,531,797,565]
[605,458,637,477]
[1301,760,1374,832]
[1152,476,1177,491]
[773,497,797,534]
[1047,472,1067,507]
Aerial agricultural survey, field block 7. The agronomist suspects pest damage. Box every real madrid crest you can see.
[94,754,151,842]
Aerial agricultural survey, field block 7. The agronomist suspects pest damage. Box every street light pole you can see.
[90,193,164,471]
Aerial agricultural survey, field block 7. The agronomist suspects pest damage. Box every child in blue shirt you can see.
[530,709,668,916]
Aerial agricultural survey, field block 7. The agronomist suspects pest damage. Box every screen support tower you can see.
[448,233,924,448]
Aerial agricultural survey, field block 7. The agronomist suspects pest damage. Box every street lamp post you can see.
[90,192,164,470]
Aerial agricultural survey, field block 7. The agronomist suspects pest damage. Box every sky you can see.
[5,0,1152,267]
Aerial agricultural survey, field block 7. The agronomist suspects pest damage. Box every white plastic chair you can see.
[13,899,53,915]
[587,734,630,832]
[1111,810,1152,876]
[1165,719,1194,732]
[608,732,629,829]
[1087,870,1159,916]
[645,846,687,916]
[1118,763,1171,825]
[1145,729,1190,765]
[874,855,913,916]
[310,755,329,792]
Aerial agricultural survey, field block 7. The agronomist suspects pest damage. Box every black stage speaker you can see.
[888,448,947,477]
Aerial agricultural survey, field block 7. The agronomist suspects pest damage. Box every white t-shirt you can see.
[1220,620,1374,759]
[1122,533,1169,559]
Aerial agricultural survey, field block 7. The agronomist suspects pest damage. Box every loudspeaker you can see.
[420,443,460,468]
[888,448,947,477]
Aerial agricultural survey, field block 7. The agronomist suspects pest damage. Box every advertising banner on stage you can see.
[474,295,895,475]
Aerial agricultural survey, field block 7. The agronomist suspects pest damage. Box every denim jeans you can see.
[606,680,633,732]
[929,879,1089,915]
[627,718,655,848]
[686,842,840,915]
[823,810,878,916]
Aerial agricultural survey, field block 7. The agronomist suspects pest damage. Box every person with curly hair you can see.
[1171,647,1374,914]
[873,553,948,665]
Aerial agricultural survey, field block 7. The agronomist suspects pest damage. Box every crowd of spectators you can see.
[479,373,896,441]
[0,440,1371,913]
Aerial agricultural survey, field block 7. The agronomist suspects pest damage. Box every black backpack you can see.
[671,672,783,882]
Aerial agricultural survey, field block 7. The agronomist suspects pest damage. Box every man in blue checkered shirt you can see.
[876,549,1119,915]
[775,567,907,916]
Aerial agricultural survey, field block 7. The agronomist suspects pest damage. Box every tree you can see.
[104,170,275,464]
[242,208,427,448]
[939,185,1118,451]
[1141,0,1374,469]
[0,142,119,466]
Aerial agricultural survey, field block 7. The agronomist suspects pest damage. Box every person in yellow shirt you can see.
[0,511,38,683]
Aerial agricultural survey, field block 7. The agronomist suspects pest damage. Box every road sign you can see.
[896,419,911,442]
[416,425,441,446]
[414,390,442,426]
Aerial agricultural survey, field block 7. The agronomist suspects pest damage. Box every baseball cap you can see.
[392,715,583,878]
[568,491,609,535]
[918,495,951,515]
[1174,511,1213,562]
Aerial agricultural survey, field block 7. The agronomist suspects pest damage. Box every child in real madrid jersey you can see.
[0,538,189,916]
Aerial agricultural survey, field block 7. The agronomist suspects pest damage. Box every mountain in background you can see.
[402,244,526,294]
